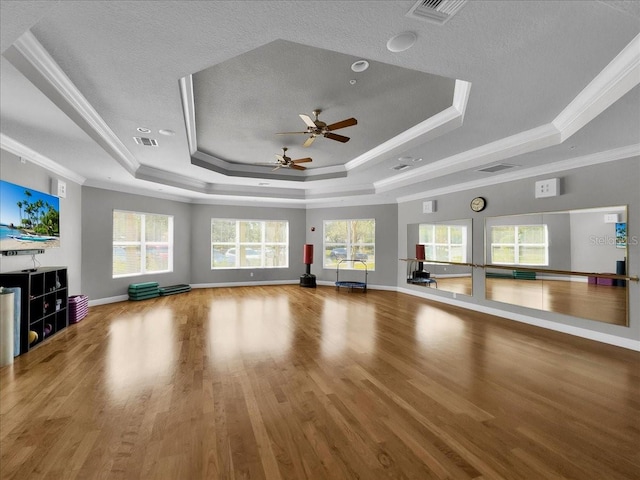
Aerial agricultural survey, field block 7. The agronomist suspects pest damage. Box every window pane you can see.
[212,245,233,268]
[145,215,168,242]
[265,221,287,243]
[519,246,547,265]
[239,221,262,243]
[492,245,515,264]
[113,245,141,276]
[113,212,140,242]
[351,219,375,243]
[435,245,449,261]
[239,245,261,267]
[449,245,464,262]
[324,221,348,243]
[519,226,545,243]
[419,224,433,244]
[450,226,463,244]
[435,225,449,243]
[146,245,168,271]
[491,226,514,243]
[265,245,288,267]
[212,220,236,243]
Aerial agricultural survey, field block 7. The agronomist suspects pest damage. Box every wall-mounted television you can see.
[0,180,60,252]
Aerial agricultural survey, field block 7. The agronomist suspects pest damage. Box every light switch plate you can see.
[423,200,436,213]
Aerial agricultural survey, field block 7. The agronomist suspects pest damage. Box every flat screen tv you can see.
[0,180,60,252]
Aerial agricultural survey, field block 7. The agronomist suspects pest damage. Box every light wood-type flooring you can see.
[1,285,638,479]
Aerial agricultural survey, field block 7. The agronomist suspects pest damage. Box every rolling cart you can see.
[335,259,368,292]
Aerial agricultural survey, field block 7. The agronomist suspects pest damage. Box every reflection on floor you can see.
[1,286,638,479]
[486,277,627,325]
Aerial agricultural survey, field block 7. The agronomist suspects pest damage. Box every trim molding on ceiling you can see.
[0,133,86,184]
[377,33,640,193]
[179,73,470,181]
[395,143,640,203]
[4,31,140,175]
[553,32,640,141]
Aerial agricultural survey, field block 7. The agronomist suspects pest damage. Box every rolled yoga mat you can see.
[0,290,15,366]
[3,287,20,356]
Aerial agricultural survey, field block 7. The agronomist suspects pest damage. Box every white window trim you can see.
[112,210,174,278]
[490,224,549,266]
[211,219,289,269]
[323,218,375,271]
[419,224,467,263]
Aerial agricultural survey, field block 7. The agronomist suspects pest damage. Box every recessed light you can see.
[412,157,423,163]
[387,32,417,52]
[159,129,175,136]
[349,79,357,85]
[351,60,369,72]
[398,156,414,163]
[137,127,151,133]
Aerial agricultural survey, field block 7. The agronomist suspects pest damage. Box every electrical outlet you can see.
[535,178,560,198]
[250,272,254,277]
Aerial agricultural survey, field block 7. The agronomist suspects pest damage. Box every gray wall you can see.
[398,157,640,343]
[0,149,83,295]
[570,209,627,273]
[190,204,306,285]
[306,203,398,286]
[82,187,192,300]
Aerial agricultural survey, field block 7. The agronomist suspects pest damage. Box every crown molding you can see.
[395,144,640,203]
[179,75,198,154]
[376,123,560,192]
[553,33,640,142]
[345,79,471,172]
[0,133,86,184]
[5,31,140,174]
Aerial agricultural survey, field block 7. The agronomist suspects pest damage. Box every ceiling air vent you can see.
[406,0,468,24]
[477,163,517,173]
[133,136,158,147]
[391,164,411,171]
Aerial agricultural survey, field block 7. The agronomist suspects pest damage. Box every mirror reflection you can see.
[485,206,628,326]
[407,219,473,296]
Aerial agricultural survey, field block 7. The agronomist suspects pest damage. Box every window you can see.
[113,210,173,278]
[418,224,467,262]
[211,219,289,269]
[323,219,375,270]
[490,225,548,266]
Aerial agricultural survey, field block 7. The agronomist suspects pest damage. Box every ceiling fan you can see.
[277,109,357,147]
[255,147,312,171]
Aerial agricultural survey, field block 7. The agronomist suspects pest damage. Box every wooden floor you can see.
[1,285,638,479]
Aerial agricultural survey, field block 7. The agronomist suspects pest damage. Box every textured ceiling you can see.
[0,1,638,206]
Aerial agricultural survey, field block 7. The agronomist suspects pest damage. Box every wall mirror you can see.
[485,206,628,326]
[407,219,473,297]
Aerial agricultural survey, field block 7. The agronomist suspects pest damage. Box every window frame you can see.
[211,219,289,270]
[490,224,549,266]
[323,218,375,271]
[418,223,468,263]
[112,210,174,278]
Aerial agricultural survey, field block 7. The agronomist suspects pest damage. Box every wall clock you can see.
[470,196,486,212]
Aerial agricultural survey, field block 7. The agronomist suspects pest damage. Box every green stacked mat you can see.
[159,284,191,296]
[513,270,536,280]
[128,282,160,301]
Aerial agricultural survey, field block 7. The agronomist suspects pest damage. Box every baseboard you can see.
[397,286,640,351]
[89,294,128,306]
[191,280,298,288]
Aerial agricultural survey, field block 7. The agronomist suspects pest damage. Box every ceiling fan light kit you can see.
[276,109,358,148]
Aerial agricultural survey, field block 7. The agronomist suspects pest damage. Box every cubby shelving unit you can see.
[0,267,68,354]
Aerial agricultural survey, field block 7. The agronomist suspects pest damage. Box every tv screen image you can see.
[0,180,60,251]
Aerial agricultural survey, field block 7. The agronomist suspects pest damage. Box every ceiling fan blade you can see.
[324,132,350,143]
[299,114,317,128]
[254,162,278,166]
[276,131,308,135]
[303,136,316,147]
[326,117,357,131]
[272,165,281,171]
[292,157,312,164]
[290,164,306,170]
